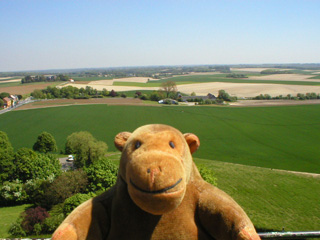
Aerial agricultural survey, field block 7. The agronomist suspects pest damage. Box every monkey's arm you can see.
[198,183,260,240]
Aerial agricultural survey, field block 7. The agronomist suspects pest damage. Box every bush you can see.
[197,165,217,186]
[0,180,28,206]
[24,175,55,206]
[21,206,49,234]
[39,170,88,209]
[84,158,118,192]
[9,221,26,237]
[42,213,65,233]
[63,192,96,216]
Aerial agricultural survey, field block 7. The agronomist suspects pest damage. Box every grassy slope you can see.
[194,158,320,231]
[1,104,320,173]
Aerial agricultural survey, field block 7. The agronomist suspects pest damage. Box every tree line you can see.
[21,74,70,84]
[253,92,320,100]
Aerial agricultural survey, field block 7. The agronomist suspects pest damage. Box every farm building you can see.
[181,93,216,102]
[1,95,19,109]
[2,97,12,108]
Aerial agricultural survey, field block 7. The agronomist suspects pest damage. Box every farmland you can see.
[1,104,320,173]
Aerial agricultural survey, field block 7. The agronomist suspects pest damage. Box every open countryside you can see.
[1,65,320,238]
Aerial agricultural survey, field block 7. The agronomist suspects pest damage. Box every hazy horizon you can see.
[1,0,319,72]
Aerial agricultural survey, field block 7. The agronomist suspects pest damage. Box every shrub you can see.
[9,221,26,237]
[197,165,217,186]
[39,170,88,209]
[24,175,55,206]
[21,206,49,234]
[0,180,28,206]
[63,192,96,216]
[42,213,65,233]
[84,158,118,192]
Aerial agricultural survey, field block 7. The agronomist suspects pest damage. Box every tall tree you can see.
[0,131,15,183]
[161,81,177,98]
[33,132,58,153]
[65,131,108,168]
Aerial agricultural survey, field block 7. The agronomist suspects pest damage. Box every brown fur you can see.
[52,124,260,240]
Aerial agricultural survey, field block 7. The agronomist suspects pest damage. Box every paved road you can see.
[59,157,74,171]
[0,97,35,115]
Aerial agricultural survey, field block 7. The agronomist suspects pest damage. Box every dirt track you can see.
[14,97,151,110]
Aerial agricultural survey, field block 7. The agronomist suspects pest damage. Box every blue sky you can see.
[0,0,319,72]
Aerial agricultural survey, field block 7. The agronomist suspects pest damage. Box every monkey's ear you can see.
[183,133,200,154]
[114,132,131,152]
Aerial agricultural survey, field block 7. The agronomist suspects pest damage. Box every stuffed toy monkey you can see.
[52,124,260,240]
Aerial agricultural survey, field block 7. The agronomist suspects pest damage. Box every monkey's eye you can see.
[135,141,142,149]
[169,141,175,149]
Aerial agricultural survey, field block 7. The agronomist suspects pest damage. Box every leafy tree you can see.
[65,131,108,168]
[0,92,10,99]
[191,92,196,96]
[21,75,33,84]
[161,81,177,98]
[149,91,161,101]
[0,131,15,183]
[0,99,4,108]
[33,132,58,153]
[31,89,46,99]
[84,157,118,192]
[14,148,61,182]
[109,89,118,97]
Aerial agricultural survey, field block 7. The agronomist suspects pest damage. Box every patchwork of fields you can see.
[1,104,319,173]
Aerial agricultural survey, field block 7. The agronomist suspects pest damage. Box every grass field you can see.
[1,104,320,173]
[0,204,31,237]
[112,75,320,87]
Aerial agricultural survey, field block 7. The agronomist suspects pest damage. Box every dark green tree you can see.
[0,131,15,183]
[33,132,58,153]
[0,99,4,108]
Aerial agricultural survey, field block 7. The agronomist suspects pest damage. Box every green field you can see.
[0,104,320,173]
[72,76,113,81]
[113,74,320,87]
